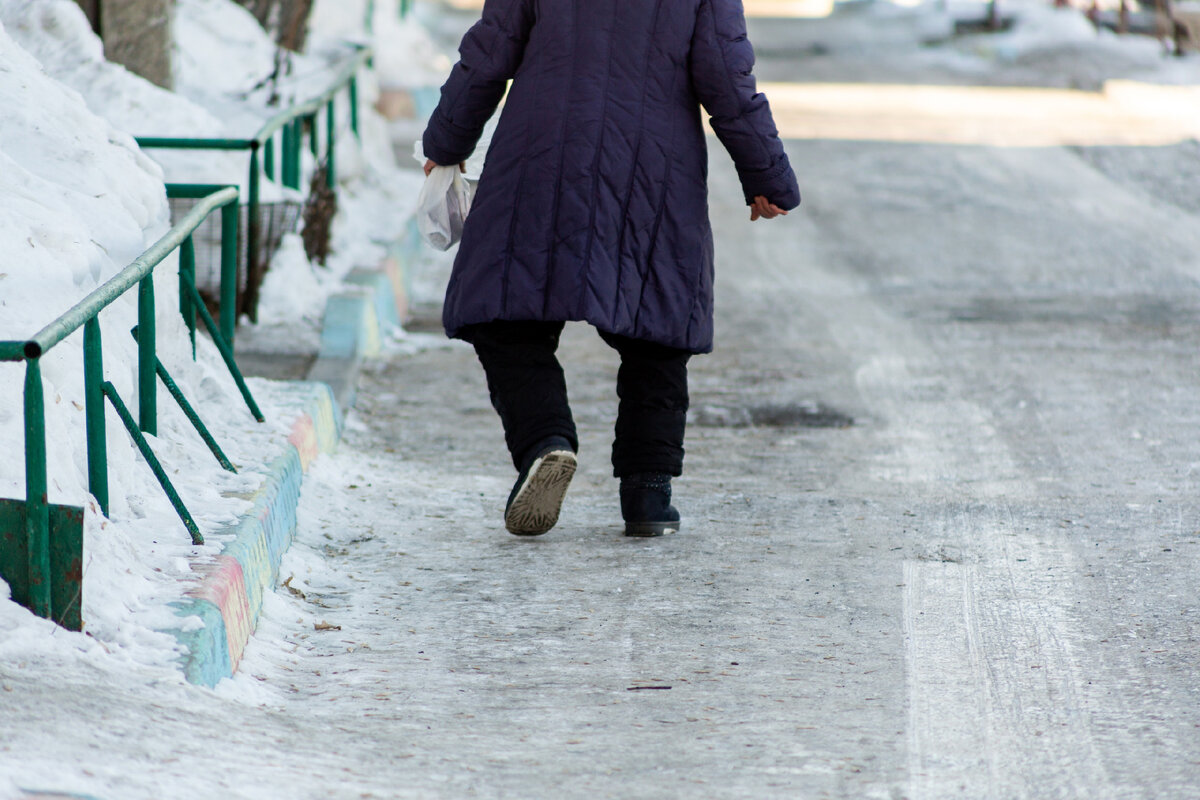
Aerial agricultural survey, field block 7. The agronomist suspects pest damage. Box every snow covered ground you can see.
[1,0,1199,796]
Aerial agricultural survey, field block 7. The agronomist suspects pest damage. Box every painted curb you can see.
[166,382,341,688]
[306,239,416,412]
[66,56,433,694]
[165,232,417,688]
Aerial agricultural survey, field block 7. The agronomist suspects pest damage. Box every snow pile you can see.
[0,1,224,137]
[935,0,1200,88]
[4,0,430,330]
[175,0,342,131]
[0,0,434,684]
[0,15,307,672]
[0,0,248,194]
[753,0,1200,90]
[955,0,1164,63]
[0,0,377,195]
[255,233,326,324]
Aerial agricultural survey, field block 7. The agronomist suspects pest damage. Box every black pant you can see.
[463,321,691,478]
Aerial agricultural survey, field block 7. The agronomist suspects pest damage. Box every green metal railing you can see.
[0,185,262,622]
[136,45,372,325]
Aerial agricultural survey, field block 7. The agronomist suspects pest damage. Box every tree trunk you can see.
[232,0,314,52]
[73,0,173,89]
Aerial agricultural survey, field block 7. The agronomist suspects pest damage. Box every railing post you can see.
[349,76,360,141]
[326,99,337,189]
[23,358,51,619]
[83,319,109,515]
[264,132,276,182]
[180,234,197,358]
[281,122,296,189]
[246,144,262,323]
[137,276,157,435]
[292,119,304,188]
[220,200,239,345]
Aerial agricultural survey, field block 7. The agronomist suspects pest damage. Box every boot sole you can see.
[505,451,577,535]
[624,520,681,537]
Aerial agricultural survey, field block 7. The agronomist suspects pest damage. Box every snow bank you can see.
[0,0,434,682]
[0,0,223,137]
[0,0,249,191]
[0,15,294,672]
[952,0,1200,89]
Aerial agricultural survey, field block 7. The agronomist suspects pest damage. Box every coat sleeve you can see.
[689,0,800,209]
[422,0,536,166]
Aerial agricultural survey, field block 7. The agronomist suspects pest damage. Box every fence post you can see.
[220,200,239,345]
[137,276,157,435]
[293,119,305,187]
[23,358,51,619]
[83,319,109,515]
[326,99,337,189]
[246,145,262,323]
[282,121,297,189]
[264,132,276,181]
[180,234,197,358]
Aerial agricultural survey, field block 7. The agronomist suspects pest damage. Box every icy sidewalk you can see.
[6,132,1200,798]
[211,328,869,798]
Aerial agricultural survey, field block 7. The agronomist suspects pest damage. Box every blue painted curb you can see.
[307,241,414,412]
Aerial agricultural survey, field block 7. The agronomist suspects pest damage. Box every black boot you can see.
[620,473,681,537]
[505,436,576,536]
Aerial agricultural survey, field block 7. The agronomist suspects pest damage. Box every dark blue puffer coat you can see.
[422,0,801,354]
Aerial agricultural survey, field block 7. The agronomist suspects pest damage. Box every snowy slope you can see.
[0,12,295,675]
[0,0,435,676]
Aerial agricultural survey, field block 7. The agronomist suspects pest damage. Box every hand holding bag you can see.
[417,165,473,251]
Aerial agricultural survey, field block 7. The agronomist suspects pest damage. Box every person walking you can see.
[421,0,800,537]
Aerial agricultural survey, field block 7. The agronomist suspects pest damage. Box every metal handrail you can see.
[135,44,372,326]
[0,185,262,622]
[18,190,237,360]
[252,46,371,144]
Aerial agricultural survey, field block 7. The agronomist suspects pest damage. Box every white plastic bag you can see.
[416,166,473,251]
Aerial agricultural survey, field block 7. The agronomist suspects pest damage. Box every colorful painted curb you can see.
[166,230,415,688]
[166,381,341,688]
[307,234,416,412]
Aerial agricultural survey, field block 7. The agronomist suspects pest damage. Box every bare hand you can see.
[424,158,467,177]
[749,195,787,221]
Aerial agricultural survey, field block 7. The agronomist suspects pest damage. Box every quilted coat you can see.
[422,0,801,353]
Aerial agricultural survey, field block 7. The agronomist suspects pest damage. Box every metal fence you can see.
[0,185,262,629]
[137,44,372,326]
